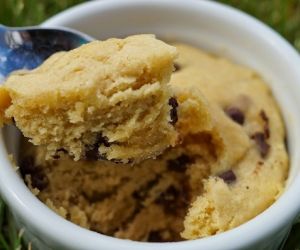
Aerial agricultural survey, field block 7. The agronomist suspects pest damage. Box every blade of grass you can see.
[0,233,10,250]
[7,212,22,250]
[283,223,300,250]
[0,198,5,228]
[0,199,9,250]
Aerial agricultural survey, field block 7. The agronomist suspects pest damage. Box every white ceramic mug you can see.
[1,0,300,249]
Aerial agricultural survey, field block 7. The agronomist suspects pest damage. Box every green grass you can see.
[0,198,23,250]
[220,0,300,51]
[1,0,300,51]
[0,0,300,249]
[0,0,85,27]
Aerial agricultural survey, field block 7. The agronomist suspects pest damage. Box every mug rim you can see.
[0,0,300,249]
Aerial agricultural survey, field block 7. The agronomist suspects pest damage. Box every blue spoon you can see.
[0,24,94,82]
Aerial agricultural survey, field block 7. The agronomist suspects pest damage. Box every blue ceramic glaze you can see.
[0,25,92,81]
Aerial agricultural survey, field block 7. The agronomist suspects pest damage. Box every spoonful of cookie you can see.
[0,26,179,164]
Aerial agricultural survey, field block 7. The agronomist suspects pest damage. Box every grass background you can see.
[0,0,300,249]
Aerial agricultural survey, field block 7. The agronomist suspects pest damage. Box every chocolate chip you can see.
[57,148,68,153]
[69,195,79,204]
[132,190,143,200]
[169,97,179,108]
[155,185,189,214]
[167,154,192,172]
[148,231,164,242]
[53,148,68,159]
[82,190,112,203]
[260,110,269,123]
[85,133,111,160]
[174,63,181,72]
[251,132,270,158]
[20,156,49,190]
[218,170,236,184]
[117,204,143,235]
[155,186,179,210]
[31,169,49,190]
[181,179,192,204]
[264,126,270,139]
[260,110,270,139]
[97,134,110,148]
[52,154,60,160]
[170,109,178,125]
[168,97,178,125]
[90,133,110,148]
[111,159,122,164]
[20,156,35,176]
[225,107,245,125]
[85,146,100,161]
[133,178,159,200]
[110,158,133,164]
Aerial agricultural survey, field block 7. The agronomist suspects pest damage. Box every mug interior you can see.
[1,1,300,249]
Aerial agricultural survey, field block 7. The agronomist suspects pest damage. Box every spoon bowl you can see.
[0,25,93,81]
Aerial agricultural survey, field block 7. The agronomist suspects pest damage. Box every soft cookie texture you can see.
[20,70,229,242]
[19,43,288,241]
[1,35,178,162]
[172,44,288,239]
